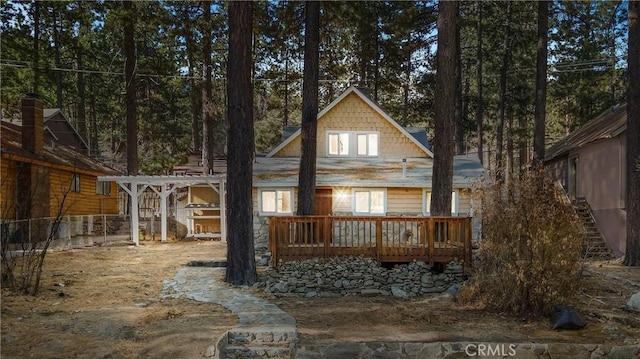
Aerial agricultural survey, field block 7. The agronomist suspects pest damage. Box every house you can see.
[1,94,120,242]
[251,86,486,254]
[42,108,90,156]
[545,104,628,256]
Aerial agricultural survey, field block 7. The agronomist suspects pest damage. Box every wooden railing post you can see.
[428,218,435,266]
[375,218,382,264]
[324,216,330,257]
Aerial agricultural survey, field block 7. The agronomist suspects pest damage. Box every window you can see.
[259,189,293,214]
[71,173,81,193]
[328,133,349,156]
[423,190,458,215]
[352,189,385,215]
[327,131,379,157]
[96,180,111,195]
[357,133,379,156]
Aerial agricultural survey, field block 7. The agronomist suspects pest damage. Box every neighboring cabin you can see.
[1,95,119,221]
[251,86,486,252]
[545,104,628,256]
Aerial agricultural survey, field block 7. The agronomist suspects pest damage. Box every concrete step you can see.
[227,327,296,346]
[224,345,291,359]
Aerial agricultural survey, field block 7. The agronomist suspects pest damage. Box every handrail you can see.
[269,216,472,267]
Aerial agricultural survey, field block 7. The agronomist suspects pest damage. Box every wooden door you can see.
[315,189,332,244]
[314,188,333,215]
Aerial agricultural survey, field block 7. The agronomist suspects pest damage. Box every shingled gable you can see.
[266,86,434,158]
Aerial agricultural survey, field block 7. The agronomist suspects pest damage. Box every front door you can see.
[315,188,333,215]
[315,189,333,244]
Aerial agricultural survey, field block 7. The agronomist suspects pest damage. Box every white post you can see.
[161,183,168,242]
[103,214,107,245]
[131,181,139,245]
[220,179,226,242]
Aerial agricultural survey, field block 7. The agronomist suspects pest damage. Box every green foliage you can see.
[460,167,585,317]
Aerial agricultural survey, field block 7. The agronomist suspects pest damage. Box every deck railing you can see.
[269,216,472,266]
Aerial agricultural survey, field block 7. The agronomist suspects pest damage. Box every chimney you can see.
[21,93,44,155]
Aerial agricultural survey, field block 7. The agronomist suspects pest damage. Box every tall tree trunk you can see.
[32,1,40,95]
[202,0,215,174]
[52,5,63,109]
[184,9,201,155]
[506,105,514,183]
[297,0,320,216]
[475,0,483,165]
[432,0,457,216]
[454,6,465,155]
[284,52,289,127]
[402,50,410,125]
[625,0,640,266]
[123,0,138,175]
[533,0,549,164]
[89,79,98,156]
[495,3,512,182]
[518,114,528,171]
[226,0,257,285]
[76,33,87,144]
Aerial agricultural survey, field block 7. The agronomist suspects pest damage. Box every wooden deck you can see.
[269,216,472,266]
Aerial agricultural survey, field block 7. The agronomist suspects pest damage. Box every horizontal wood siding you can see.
[275,93,426,158]
[1,158,17,219]
[387,188,423,213]
[190,186,220,204]
[49,170,118,216]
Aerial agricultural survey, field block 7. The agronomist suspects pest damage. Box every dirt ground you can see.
[2,239,639,359]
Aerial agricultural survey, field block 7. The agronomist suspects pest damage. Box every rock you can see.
[305,291,317,298]
[333,279,343,288]
[256,256,270,266]
[134,302,148,308]
[391,286,408,299]
[361,289,382,297]
[420,273,432,285]
[446,284,459,299]
[274,281,289,293]
[422,286,446,294]
[626,292,640,311]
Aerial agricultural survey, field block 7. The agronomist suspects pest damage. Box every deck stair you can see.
[574,198,613,259]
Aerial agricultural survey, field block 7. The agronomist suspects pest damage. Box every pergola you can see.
[98,175,226,245]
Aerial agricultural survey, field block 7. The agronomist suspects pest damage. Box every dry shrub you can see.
[460,167,584,318]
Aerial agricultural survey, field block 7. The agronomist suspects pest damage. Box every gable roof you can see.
[266,86,434,158]
[545,103,627,161]
[43,108,90,153]
[1,120,119,176]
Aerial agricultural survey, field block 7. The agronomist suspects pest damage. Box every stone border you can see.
[256,256,465,299]
[295,341,640,359]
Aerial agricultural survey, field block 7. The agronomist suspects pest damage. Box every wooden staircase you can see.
[574,198,613,259]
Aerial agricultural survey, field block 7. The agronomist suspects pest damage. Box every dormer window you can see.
[327,131,379,157]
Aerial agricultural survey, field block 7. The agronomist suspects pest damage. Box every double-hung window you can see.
[353,189,386,215]
[423,190,458,216]
[259,189,293,215]
[327,131,379,157]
